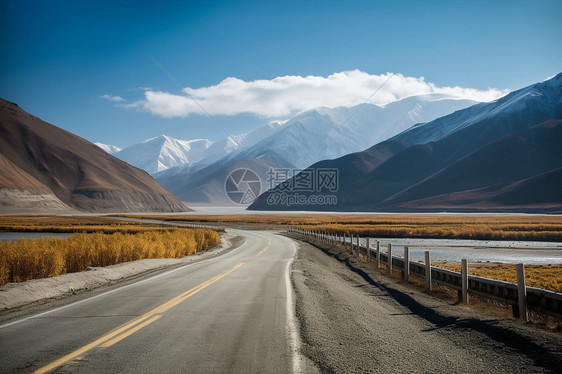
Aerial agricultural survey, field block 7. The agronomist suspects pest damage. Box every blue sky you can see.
[1,0,560,148]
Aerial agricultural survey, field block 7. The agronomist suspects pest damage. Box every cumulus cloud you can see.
[100,94,126,102]
[125,70,508,118]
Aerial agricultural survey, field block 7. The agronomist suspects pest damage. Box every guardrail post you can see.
[516,263,528,322]
[387,244,392,273]
[356,235,360,257]
[376,241,380,268]
[366,238,370,261]
[403,246,409,283]
[424,251,432,292]
[461,259,469,304]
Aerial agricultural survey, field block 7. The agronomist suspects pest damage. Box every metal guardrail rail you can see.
[289,228,562,320]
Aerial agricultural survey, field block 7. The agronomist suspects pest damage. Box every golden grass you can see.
[0,228,220,285]
[0,215,165,234]
[116,214,562,241]
[436,263,562,293]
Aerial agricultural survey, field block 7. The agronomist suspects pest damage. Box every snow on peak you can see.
[234,94,478,169]
[94,142,121,154]
[113,121,285,175]
[115,134,212,174]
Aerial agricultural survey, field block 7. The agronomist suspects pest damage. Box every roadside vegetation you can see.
[0,216,220,285]
[436,262,562,293]
[117,214,562,242]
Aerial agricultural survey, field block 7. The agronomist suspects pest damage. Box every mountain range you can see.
[249,73,562,212]
[108,94,476,204]
[3,73,560,214]
[0,99,187,213]
[109,122,285,175]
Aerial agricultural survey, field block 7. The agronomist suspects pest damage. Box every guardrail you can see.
[288,228,562,321]
[175,223,226,232]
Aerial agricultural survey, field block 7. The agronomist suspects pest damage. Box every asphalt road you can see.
[3,229,562,374]
[0,230,302,374]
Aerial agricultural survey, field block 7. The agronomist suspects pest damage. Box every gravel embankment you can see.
[292,240,562,374]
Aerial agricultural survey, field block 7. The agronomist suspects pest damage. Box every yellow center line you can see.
[100,315,162,348]
[33,262,245,374]
[257,241,271,256]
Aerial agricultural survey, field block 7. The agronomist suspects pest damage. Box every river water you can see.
[355,237,562,264]
[0,232,72,241]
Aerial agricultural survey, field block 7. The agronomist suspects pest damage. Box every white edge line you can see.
[0,234,249,330]
[284,237,304,374]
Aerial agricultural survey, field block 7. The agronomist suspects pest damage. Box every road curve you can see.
[0,230,301,374]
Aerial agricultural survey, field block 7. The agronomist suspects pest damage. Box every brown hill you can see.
[0,99,188,213]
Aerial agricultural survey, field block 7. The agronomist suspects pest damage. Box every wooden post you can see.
[461,259,469,304]
[403,246,409,283]
[376,241,380,268]
[425,251,432,292]
[387,244,392,273]
[366,238,370,260]
[516,263,528,322]
[356,235,360,257]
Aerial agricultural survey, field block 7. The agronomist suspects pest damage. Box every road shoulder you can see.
[291,239,562,373]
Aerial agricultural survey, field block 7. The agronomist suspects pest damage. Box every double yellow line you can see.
[34,262,244,374]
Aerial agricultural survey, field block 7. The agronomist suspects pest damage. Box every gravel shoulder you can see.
[292,239,562,374]
[0,231,245,325]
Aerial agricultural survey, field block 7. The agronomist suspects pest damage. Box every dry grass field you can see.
[0,215,220,285]
[436,262,562,293]
[0,229,219,285]
[117,214,562,241]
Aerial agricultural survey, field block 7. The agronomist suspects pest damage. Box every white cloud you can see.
[127,86,155,91]
[125,70,509,118]
[100,94,126,102]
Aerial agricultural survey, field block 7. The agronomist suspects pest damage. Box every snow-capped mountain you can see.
[94,142,122,154]
[230,94,478,169]
[114,121,285,176]
[192,121,285,170]
[114,135,212,175]
[155,94,479,204]
[250,73,562,212]
[393,74,562,147]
